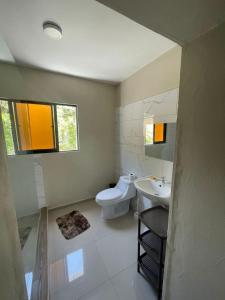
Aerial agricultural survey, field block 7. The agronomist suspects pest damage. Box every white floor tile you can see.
[94,210,138,241]
[48,200,153,300]
[48,201,100,263]
[111,264,157,300]
[49,243,109,299]
[78,281,118,300]
[96,224,137,277]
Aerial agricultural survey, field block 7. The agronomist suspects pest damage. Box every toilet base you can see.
[101,200,130,219]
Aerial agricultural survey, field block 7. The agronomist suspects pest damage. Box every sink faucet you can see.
[161,176,166,185]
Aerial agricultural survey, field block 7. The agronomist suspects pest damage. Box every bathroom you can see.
[0,43,180,300]
[1,1,225,300]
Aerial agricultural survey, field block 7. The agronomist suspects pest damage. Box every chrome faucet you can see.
[161,176,166,185]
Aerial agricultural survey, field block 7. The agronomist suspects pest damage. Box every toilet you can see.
[96,175,136,219]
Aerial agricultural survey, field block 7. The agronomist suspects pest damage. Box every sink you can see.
[134,176,171,206]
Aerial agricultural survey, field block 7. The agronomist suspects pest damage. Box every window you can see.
[0,99,78,155]
[144,118,167,145]
[153,123,167,144]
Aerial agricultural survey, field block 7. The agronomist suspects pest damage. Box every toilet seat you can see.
[96,188,123,206]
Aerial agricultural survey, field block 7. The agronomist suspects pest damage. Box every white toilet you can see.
[95,175,136,219]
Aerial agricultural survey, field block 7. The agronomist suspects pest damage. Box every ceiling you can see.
[97,0,225,45]
[0,0,176,83]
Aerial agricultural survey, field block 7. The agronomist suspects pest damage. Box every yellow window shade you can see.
[154,123,166,143]
[15,102,55,151]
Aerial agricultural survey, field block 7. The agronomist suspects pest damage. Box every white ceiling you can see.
[0,0,176,83]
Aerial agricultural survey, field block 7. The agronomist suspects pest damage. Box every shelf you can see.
[139,230,166,264]
[138,253,163,290]
[139,206,168,239]
[137,207,168,299]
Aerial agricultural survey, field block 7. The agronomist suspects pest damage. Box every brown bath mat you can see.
[56,210,90,240]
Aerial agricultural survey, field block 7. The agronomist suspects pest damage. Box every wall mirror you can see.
[143,89,178,162]
[144,115,177,162]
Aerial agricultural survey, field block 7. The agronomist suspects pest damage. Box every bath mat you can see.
[56,210,90,240]
[19,226,32,249]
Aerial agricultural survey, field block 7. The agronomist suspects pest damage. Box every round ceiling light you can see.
[43,21,62,40]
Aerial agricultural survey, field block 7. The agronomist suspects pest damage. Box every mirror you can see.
[143,89,178,162]
[144,117,176,162]
[18,213,39,299]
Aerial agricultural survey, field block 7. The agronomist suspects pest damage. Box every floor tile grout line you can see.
[108,261,137,280]
[76,277,111,300]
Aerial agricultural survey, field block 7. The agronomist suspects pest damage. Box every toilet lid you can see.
[96,188,123,205]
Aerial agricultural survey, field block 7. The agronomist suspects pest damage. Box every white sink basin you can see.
[134,176,171,206]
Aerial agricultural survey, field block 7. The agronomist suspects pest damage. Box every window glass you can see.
[15,102,55,151]
[144,117,154,145]
[154,123,166,143]
[57,105,78,151]
[0,100,15,155]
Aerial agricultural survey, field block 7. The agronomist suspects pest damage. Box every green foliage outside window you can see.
[57,105,78,151]
[144,123,153,145]
[0,100,15,155]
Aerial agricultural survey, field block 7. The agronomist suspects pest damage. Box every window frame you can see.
[0,98,79,155]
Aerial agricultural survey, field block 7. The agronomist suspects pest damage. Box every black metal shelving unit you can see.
[137,206,169,300]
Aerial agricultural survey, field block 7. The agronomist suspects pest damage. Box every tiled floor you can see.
[48,199,157,300]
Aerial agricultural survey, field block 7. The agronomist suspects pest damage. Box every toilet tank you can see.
[116,176,136,199]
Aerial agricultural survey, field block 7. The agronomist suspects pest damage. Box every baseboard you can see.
[17,210,40,219]
[48,197,95,211]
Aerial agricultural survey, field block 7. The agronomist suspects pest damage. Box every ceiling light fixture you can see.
[43,21,62,40]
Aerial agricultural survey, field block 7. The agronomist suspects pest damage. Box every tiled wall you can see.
[115,88,179,182]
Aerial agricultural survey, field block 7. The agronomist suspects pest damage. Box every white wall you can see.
[118,46,181,106]
[115,88,179,181]
[0,109,26,300]
[116,47,181,185]
[0,63,116,216]
[163,22,225,300]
